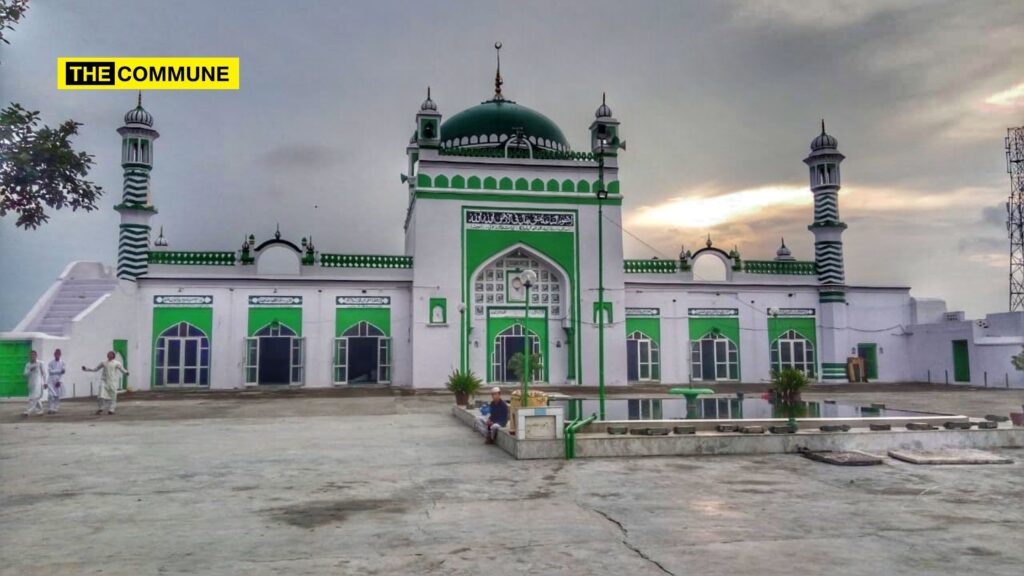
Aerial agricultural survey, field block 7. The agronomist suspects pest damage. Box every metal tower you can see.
[1007,127,1024,310]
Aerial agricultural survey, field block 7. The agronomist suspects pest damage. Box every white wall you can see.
[908,311,1024,388]
[134,281,413,390]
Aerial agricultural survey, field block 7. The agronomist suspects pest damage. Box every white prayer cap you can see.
[490,387,501,393]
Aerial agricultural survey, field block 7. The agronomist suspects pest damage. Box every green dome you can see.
[440,99,569,152]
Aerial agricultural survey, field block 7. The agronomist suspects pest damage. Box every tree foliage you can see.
[1,1,104,229]
[1012,346,1024,371]
[0,0,29,46]
[1,103,103,229]
[508,352,543,383]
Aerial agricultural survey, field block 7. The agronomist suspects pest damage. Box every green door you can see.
[0,340,32,397]
[856,343,878,380]
[952,340,970,382]
[113,339,129,390]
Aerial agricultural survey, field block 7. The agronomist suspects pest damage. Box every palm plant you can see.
[771,368,809,429]
[445,369,482,406]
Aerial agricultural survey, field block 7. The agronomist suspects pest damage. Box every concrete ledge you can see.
[451,405,1024,460]
[451,405,561,459]
[571,427,1024,459]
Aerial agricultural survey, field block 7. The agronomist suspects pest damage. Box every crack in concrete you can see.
[592,508,675,576]
[623,540,675,576]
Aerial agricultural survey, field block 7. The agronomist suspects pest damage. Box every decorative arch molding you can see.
[690,246,735,282]
[469,243,572,320]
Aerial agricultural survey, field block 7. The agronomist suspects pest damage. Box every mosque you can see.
[2,54,1023,396]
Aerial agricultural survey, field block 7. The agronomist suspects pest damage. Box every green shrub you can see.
[508,352,543,383]
[445,369,482,395]
[771,368,809,403]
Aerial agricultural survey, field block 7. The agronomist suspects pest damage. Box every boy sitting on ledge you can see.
[482,386,509,445]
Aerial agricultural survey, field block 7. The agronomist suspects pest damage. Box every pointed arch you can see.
[469,243,572,320]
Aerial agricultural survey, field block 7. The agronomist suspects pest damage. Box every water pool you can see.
[548,395,944,421]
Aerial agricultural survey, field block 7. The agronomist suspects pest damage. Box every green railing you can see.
[742,260,817,275]
[624,259,677,274]
[439,147,596,162]
[148,251,236,266]
[320,254,413,269]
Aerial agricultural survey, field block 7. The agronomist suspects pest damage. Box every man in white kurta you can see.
[83,351,128,415]
[22,350,47,416]
[46,349,66,414]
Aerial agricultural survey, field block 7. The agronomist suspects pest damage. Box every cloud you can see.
[982,205,1006,226]
[625,184,810,230]
[729,0,926,29]
[261,143,340,169]
[985,81,1024,108]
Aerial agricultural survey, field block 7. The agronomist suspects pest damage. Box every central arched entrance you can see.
[471,246,568,384]
[492,324,542,383]
[333,321,391,385]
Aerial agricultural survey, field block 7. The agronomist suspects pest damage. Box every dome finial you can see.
[706,234,713,248]
[138,91,143,107]
[493,41,504,100]
[775,237,794,261]
[821,118,826,135]
[420,86,437,111]
[595,91,613,118]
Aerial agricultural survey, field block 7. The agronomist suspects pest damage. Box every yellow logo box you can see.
[58,57,239,90]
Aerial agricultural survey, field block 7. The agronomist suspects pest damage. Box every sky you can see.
[1,0,1022,330]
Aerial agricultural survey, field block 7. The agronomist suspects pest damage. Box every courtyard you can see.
[1,386,1022,576]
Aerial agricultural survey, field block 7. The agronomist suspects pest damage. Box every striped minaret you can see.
[804,120,846,303]
[804,121,849,381]
[114,93,160,280]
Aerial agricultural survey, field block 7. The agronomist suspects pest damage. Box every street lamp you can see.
[516,270,537,404]
[457,302,467,372]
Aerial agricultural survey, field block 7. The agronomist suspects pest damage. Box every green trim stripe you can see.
[149,251,236,266]
[416,190,621,206]
[320,254,413,268]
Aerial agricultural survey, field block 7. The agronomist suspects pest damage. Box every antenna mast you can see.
[1007,126,1024,310]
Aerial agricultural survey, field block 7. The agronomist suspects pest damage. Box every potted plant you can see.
[445,369,482,407]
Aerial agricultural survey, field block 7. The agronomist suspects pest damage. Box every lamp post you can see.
[520,270,537,404]
[458,302,467,372]
[595,150,609,421]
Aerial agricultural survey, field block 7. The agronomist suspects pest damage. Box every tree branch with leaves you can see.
[1,0,104,229]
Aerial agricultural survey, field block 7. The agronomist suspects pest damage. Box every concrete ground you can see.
[1,387,1022,576]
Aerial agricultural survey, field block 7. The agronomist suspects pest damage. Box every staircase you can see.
[24,269,118,336]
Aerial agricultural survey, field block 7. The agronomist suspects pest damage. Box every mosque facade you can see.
[3,63,1023,395]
